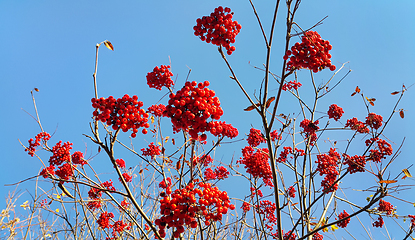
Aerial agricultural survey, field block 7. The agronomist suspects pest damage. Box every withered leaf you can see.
[355,86,361,93]
[400,109,405,119]
[379,180,397,184]
[391,91,400,95]
[402,168,412,178]
[244,103,260,111]
[265,97,275,109]
[176,161,181,170]
[34,88,39,92]
[351,92,357,97]
[103,40,114,51]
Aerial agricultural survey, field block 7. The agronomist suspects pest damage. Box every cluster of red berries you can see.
[256,200,277,231]
[155,180,235,238]
[26,132,51,156]
[316,148,340,193]
[146,65,174,90]
[337,210,351,228]
[26,132,88,182]
[96,211,131,239]
[204,166,230,180]
[287,186,296,198]
[373,216,384,228]
[238,146,273,187]
[91,94,150,138]
[147,104,166,117]
[366,113,383,130]
[408,215,415,230]
[192,154,214,167]
[163,80,238,140]
[193,6,241,55]
[141,142,162,158]
[378,199,394,215]
[276,146,305,163]
[282,80,302,91]
[368,138,393,163]
[343,154,366,174]
[87,180,116,210]
[312,232,324,240]
[345,117,369,133]
[300,119,319,145]
[284,31,336,72]
[246,128,266,147]
[327,104,344,121]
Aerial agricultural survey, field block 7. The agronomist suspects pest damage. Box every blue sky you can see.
[1,1,415,238]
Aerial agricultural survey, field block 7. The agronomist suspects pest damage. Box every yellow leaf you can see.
[55,208,60,213]
[157,142,162,146]
[150,115,155,124]
[165,136,169,143]
[402,168,412,178]
[331,225,338,231]
[103,40,114,51]
[20,200,29,210]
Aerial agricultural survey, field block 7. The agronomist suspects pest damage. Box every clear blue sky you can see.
[1,1,415,238]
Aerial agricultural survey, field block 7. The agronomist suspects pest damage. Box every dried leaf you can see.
[291,202,298,206]
[355,86,361,93]
[98,146,101,153]
[176,161,181,170]
[34,88,39,92]
[351,92,357,97]
[391,91,400,95]
[151,115,155,124]
[244,103,260,111]
[402,168,412,178]
[379,180,397,184]
[103,40,114,51]
[400,109,405,119]
[139,169,143,174]
[172,138,175,145]
[265,97,275,109]
[369,101,375,106]
[165,136,169,143]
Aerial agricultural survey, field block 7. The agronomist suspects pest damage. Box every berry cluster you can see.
[155,181,235,238]
[408,215,415,230]
[91,94,150,138]
[193,6,242,55]
[327,104,344,121]
[312,232,324,240]
[373,216,384,228]
[378,199,394,215]
[193,154,214,167]
[345,117,369,133]
[300,119,319,145]
[256,200,277,231]
[87,180,116,210]
[368,138,393,163]
[141,142,162,159]
[238,146,273,187]
[287,186,296,198]
[246,128,265,147]
[120,172,132,183]
[316,148,340,193]
[282,80,302,91]
[284,31,336,72]
[270,129,282,142]
[164,81,238,140]
[337,210,351,228]
[366,113,383,130]
[147,104,166,117]
[26,132,51,156]
[343,154,366,174]
[204,166,230,180]
[146,65,174,90]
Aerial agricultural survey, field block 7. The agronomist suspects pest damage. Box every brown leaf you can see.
[265,97,275,109]
[391,91,400,95]
[34,88,39,92]
[369,102,375,106]
[355,86,361,93]
[176,161,181,170]
[244,103,260,111]
[103,40,114,51]
[139,169,143,174]
[379,180,397,184]
[351,92,357,97]
[98,146,101,153]
[400,109,405,119]
[172,138,175,145]
[402,168,412,178]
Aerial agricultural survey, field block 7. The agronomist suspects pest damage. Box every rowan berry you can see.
[327,104,344,121]
[337,210,351,228]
